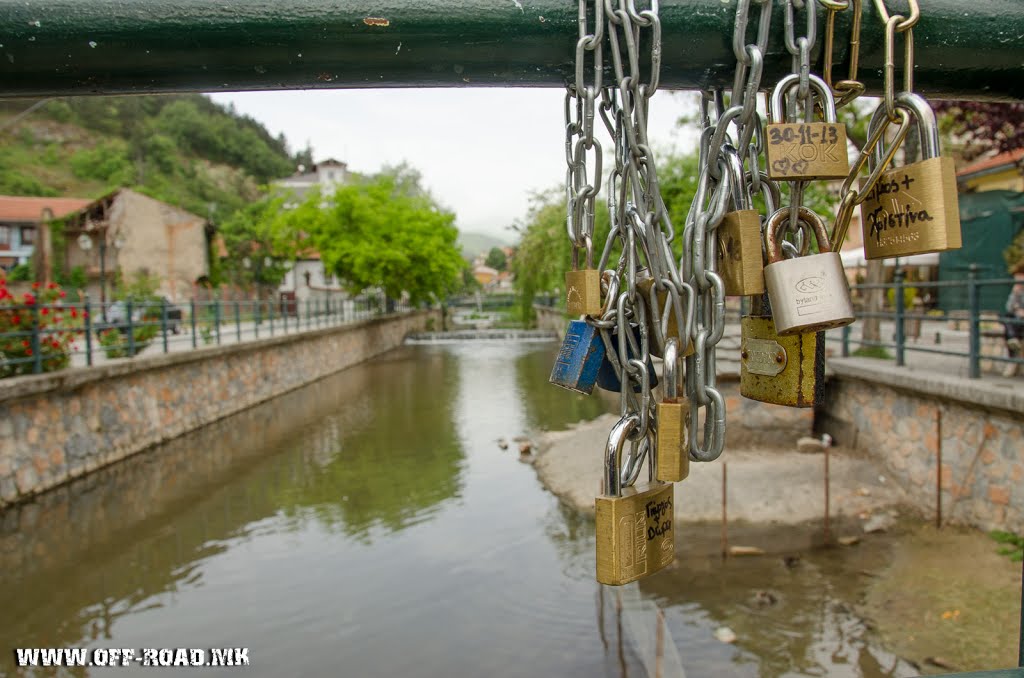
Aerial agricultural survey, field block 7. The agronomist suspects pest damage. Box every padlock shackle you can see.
[764,206,832,264]
[604,414,640,497]
[663,338,680,401]
[868,91,941,168]
[723,145,752,212]
[768,73,838,125]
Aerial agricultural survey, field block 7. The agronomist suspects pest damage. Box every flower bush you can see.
[0,278,81,378]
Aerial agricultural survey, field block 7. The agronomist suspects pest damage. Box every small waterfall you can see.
[405,329,558,344]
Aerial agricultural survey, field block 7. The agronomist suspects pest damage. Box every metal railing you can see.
[833,268,1021,379]
[0,294,412,378]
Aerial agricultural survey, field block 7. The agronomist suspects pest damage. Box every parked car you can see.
[96,298,183,335]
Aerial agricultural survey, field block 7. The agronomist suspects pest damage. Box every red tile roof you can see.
[0,195,93,222]
[957,148,1024,178]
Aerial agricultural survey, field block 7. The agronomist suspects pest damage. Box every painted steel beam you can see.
[0,0,1020,99]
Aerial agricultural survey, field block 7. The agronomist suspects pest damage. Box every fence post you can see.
[30,304,42,374]
[215,300,222,344]
[161,297,169,354]
[190,299,198,349]
[842,324,850,358]
[127,300,136,357]
[84,296,93,367]
[968,263,981,379]
[894,267,906,367]
[235,300,241,342]
[306,299,311,330]
[269,299,274,336]
[255,299,261,339]
[282,297,288,333]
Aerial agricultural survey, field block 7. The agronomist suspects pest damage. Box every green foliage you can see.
[114,271,161,302]
[7,264,32,282]
[217,191,306,290]
[0,280,77,378]
[485,247,507,271]
[310,167,465,305]
[1005,228,1024,272]
[0,167,59,197]
[199,324,215,345]
[990,530,1024,562]
[69,140,135,186]
[852,345,892,360]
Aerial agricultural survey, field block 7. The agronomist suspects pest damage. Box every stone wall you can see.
[534,304,567,335]
[817,358,1024,532]
[0,310,437,508]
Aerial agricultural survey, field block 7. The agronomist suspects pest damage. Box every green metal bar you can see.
[190,298,197,349]
[968,264,981,379]
[894,267,905,367]
[30,305,41,374]
[0,1,1020,99]
[160,298,169,354]
[126,300,136,357]
[83,297,93,366]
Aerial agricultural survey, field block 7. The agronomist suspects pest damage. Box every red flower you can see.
[11,315,20,324]
[21,340,29,348]
[82,311,89,319]
[46,282,56,290]
[41,308,49,316]
[59,291,66,298]
[23,294,35,305]
[25,349,32,356]
[70,309,78,318]
[51,340,60,349]
[31,282,40,290]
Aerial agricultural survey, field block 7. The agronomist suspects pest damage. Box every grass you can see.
[852,345,893,360]
[990,530,1024,562]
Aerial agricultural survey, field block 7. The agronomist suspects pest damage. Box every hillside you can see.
[458,231,510,260]
[0,95,311,220]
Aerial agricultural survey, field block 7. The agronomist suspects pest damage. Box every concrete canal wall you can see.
[818,359,1024,533]
[0,310,438,509]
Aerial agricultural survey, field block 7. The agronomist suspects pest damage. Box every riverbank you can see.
[531,415,1023,673]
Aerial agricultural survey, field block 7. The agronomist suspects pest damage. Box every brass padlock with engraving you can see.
[765,74,850,181]
[596,415,674,586]
[565,243,601,316]
[859,92,962,259]
[656,338,689,482]
[717,146,765,296]
[740,295,825,408]
[763,206,855,336]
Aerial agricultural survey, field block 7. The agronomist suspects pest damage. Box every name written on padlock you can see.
[766,123,849,180]
[645,498,673,542]
[861,171,936,249]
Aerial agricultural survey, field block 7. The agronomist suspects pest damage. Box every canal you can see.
[0,342,916,676]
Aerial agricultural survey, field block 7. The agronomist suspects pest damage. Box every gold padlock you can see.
[859,92,962,259]
[566,243,601,316]
[739,296,825,408]
[717,148,766,296]
[656,338,689,482]
[637,273,695,359]
[596,415,675,586]
[765,74,850,181]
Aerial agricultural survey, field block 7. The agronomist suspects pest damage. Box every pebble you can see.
[518,442,532,455]
[838,535,861,546]
[863,512,895,533]
[796,436,825,454]
[729,545,765,556]
[714,627,737,644]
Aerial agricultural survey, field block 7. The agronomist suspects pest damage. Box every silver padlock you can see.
[763,207,854,336]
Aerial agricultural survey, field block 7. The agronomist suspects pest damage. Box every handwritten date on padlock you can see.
[766,123,849,181]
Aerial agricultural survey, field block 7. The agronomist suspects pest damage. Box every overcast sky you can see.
[208,89,698,243]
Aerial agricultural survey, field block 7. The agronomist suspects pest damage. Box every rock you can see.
[497,439,508,450]
[797,436,825,454]
[838,535,861,546]
[714,627,737,644]
[729,545,765,557]
[782,555,801,569]
[856,487,871,497]
[751,590,778,607]
[518,442,532,455]
[925,657,957,670]
[863,512,895,533]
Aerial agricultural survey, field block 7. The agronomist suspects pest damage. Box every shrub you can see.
[0,278,80,377]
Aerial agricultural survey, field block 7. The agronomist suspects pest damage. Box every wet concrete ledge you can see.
[0,310,438,509]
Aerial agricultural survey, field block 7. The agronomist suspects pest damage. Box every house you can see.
[472,265,499,287]
[957,148,1024,193]
[0,196,92,271]
[275,158,351,204]
[60,189,209,302]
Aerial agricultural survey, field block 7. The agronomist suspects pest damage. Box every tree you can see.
[485,247,507,271]
[217,192,308,295]
[310,169,464,305]
[933,101,1024,159]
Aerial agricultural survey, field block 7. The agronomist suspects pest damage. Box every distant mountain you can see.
[458,231,510,259]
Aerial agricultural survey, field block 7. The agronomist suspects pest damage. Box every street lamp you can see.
[77,227,125,322]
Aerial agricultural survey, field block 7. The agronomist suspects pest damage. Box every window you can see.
[0,226,9,246]
[20,227,34,245]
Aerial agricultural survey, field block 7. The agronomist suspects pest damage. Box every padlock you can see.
[763,206,855,336]
[549,319,605,395]
[765,73,850,181]
[595,415,675,586]
[655,338,689,482]
[637,273,695,359]
[596,323,659,393]
[717,145,765,296]
[565,244,601,316]
[740,295,825,408]
[859,92,962,259]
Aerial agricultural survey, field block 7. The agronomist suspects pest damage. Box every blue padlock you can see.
[549,320,605,395]
[596,325,659,393]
